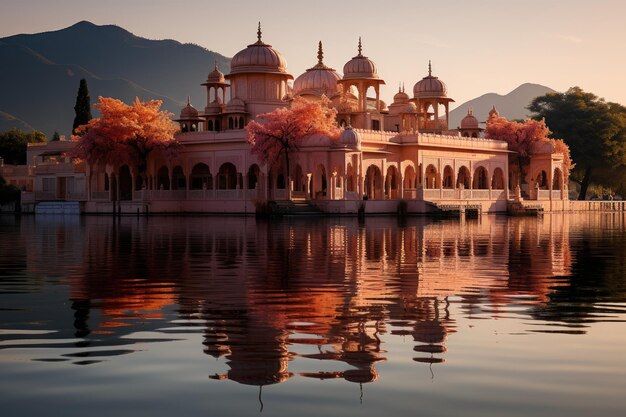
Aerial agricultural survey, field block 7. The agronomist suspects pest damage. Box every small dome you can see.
[461,108,479,128]
[293,42,341,97]
[413,61,448,99]
[342,38,380,80]
[488,105,499,118]
[207,63,226,83]
[339,127,360,148]
[226,97,246,113]
[229,23,291,77]
[180,98,199,119]
[393,84,409,103]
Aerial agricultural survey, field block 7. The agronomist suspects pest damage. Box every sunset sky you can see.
[2,0,624,107]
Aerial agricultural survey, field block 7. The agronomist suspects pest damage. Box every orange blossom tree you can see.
[485,115,572,187]
[245,96,340,182]
[72,97,179,180]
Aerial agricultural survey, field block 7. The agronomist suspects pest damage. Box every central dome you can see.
[342,37,379,80]
[229,24,291,77]
[293,41,341,97]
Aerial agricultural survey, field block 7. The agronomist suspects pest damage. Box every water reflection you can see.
[1,213,626,386]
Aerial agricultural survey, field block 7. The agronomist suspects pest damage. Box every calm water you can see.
[1,214,626,417]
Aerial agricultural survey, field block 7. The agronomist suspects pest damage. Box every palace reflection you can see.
[6,213,626,382]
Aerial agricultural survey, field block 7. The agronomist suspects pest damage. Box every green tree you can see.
[528,87,626,200]
[73,78,92,134]
[0,128,47,165]
[52,131,61,141]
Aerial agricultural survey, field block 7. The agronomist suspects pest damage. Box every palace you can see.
[16,25,570,214]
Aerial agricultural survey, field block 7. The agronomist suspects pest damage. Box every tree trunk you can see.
[578,166,592,200]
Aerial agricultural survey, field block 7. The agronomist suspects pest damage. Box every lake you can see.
[1,214,625,417]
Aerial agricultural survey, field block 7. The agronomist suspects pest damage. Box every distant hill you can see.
[0,21,230,137]
[449,83,557,128]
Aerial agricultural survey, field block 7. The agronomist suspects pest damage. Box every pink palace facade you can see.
[21,26,570,214]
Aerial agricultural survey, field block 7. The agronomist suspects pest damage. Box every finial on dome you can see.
[358,37,362,56]
[187,96,191,106]
[257,22,262,42]
[214,61,218,71]
[402,82,405,93]
[398,82,402,93]
[317,41,324,64]
[428,60,432,76]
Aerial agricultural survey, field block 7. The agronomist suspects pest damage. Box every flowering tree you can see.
[72,97,179,179]
[245,96,340,181]
[485,116,572,187]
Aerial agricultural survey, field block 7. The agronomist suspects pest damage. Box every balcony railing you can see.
[423,188,506,201]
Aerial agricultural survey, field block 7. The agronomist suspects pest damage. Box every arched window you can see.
[118,165,132,200]
[347,163,355,192]
[247,164,260,189]
[473,166,488,189]
[228,118,234,130]
[157,166,170,190]
[364,165,383,199]
[491,168,504,189]
[425,164,438,189]
[403,165,416,190]
[207,120,214,131]
[553,168,563,190]
[215,120,221,132]
[385,166,398,199]
[191,163,211,190]
[277,174,286,189]
[443,166,454,189]
[537,170,548,189]
[181,123,188,133]
[457,166,470,189]
[172,166,186,190]
[218,162,237,189]
[238,116,244,129]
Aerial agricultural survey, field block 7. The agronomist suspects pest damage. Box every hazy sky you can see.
[2,0,625,109]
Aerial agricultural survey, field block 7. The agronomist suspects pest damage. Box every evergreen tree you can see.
[72,78,92,134]
[52,131,60,141]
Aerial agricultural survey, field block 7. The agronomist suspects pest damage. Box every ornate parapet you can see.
[417,133,509,151]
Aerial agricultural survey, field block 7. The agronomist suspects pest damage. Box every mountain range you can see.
[0,21,554,138]
[0,21,229,137]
